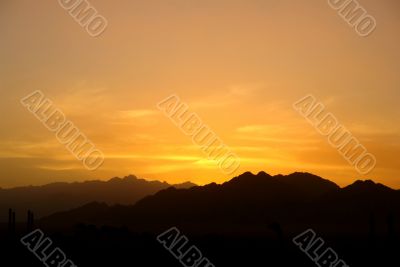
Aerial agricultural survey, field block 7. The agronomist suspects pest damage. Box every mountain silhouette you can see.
[0,175,195,222]
[39,171,399,237]
[4,171,400,267]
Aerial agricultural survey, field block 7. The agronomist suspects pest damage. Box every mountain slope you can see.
[41,171,392,235]
[0,175,195,221]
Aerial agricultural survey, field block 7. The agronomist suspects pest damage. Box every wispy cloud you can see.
[116,109,158,118]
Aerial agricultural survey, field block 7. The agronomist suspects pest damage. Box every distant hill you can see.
[6,171,400,267]
[0,175,196,222]
[40,171,400,237]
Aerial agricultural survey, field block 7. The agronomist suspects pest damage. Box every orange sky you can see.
[0,0,399,188]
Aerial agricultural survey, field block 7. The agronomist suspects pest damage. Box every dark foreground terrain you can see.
[1,171,400,266]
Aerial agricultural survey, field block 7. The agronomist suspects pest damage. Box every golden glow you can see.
[0,0,399,188]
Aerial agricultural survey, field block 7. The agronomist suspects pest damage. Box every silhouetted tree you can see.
[8,208,16,236]
[268,222,284,244]
[27,210,34,232]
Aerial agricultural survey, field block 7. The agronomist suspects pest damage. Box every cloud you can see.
[116,109,158,118]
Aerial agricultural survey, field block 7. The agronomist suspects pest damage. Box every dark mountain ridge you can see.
[0,175,196,221]
[40,171,400,237]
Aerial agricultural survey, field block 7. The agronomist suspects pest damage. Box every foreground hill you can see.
[6,171,400,266]
[40,171,400,237]
[0,175,195,221]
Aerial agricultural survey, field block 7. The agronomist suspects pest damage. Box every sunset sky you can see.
[0,0,399,188]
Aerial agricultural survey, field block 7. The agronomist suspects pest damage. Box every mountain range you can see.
[0,175,196,222]
[3,171,400,267]
[39,171,400,237]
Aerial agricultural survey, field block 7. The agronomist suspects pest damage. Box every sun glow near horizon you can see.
[0,0,400,188]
